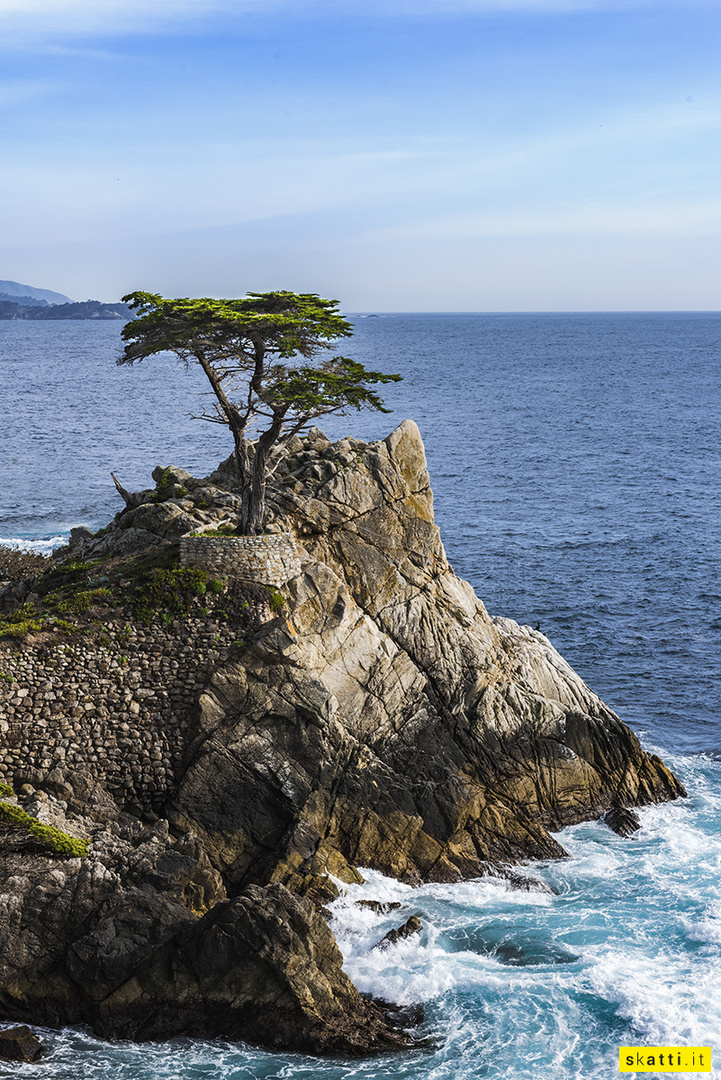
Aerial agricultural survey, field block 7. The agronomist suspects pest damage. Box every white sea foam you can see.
[325,764,721,1080]
[0,534,68,554]
[588,948,721,1048]
[682,898,721,945]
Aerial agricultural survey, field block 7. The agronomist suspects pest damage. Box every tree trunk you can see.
[233,435,254,534]
[243,414,285,535]
[246,449,267,535]
[110,473,146,510]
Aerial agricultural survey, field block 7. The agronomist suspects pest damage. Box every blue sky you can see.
[1,0,719,309]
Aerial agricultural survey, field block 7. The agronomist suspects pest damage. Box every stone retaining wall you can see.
[0,618,241,814]
[181,533,302,591]
[180,533,301,588]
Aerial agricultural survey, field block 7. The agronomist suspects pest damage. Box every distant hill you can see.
[0,299,132,321]
[0,279,73,304]
[0,292,49,308]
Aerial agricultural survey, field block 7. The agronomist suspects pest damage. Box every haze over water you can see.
[1,313,720,1078]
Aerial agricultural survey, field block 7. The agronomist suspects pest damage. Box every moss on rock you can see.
[0,801,89,858]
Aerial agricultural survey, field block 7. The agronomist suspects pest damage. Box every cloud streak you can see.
[361,199,721,242]
[0,0,678,40]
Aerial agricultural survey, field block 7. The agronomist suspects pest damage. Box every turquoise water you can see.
[13,749,721,1078]
[1,314,720,1076]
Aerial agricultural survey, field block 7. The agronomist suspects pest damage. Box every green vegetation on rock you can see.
[132,566,211,625]
[0,801,89,858]
[0,604,44,640]
[150,466,187,503]
[268,588,285,612]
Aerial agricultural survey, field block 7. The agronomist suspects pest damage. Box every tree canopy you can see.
[118,290,402,534]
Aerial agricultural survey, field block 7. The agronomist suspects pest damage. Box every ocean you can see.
[1,312,720,1078]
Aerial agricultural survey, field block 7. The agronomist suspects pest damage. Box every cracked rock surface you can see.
[0,420,685,1054]
[174,420,685,897]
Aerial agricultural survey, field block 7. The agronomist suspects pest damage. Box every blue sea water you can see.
[1,313,720,1078]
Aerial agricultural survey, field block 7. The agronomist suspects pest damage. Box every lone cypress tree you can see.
[119,290,401,534]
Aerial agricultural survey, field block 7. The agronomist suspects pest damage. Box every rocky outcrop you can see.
[374,915,422,951]
[168,421,685,899]
[602,805,642,837]
[0,789,407,1054]
[0,420,685,1053]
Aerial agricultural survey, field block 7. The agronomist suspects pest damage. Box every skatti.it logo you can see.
[619,1047,712,1072]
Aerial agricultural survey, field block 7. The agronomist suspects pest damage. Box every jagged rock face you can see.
[0,805,224,1025]
[94,883,410,1054]
[171,420,685,898]
[0,794,407,1054]
[0,1026,44,1063]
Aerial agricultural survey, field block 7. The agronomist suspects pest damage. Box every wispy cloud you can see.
[0,0,232,37]
[0,0,677,40]
[361,199,721,242]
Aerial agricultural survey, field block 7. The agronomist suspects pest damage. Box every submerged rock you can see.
[602,805,642,837]
[357,900,404,914]
[373,915,423,951]
[0,1025,44,1063]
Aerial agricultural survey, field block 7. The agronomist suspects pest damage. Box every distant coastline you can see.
[0,278,130,320]
[0,298,131,320]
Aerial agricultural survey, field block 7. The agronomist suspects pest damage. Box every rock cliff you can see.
[0,420,685,1054]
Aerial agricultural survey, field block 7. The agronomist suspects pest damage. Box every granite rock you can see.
[0,419,686,1054]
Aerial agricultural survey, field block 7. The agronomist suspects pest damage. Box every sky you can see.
[1,0,719,310]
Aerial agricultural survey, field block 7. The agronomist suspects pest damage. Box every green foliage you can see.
[150,467,186,503]
[0,801,30,825]
[209,579,225,594]
[270,357,400,416]
[132,566,210,625]
[268,588,285,613]
[0,558,114,641]
[36,558,94,600]
[56,559,89,577]
[0,673,15,683]
[51,587,112,616]
[118,289,401,535]
[0,801,89,858]
[120,290,355,365]
[0,603,43,640]
[29,822,89,858]
[119,292,399,423]
[151,467,173,501]
[0,783,14,797]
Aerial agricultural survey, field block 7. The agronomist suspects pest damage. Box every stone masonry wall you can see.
[0,617,243,815]
[180,533,301,588]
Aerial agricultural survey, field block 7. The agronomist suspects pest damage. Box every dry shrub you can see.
[0,545,54,583]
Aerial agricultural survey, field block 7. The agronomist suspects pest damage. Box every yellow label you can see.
[619,1047,712,1072]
